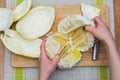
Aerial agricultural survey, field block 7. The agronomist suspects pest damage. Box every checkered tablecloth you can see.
[4,0,114,80]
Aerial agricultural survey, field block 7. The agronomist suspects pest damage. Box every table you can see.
[0,0,115,80]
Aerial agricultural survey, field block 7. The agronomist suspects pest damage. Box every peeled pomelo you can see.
[46,15,95,69]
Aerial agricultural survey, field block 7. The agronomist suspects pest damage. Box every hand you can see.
[85,17,120,80]
[85,16,113,44]
[39,38,60,80]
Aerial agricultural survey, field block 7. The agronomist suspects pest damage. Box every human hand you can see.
[85,16,113,44]
[39,38,60,80]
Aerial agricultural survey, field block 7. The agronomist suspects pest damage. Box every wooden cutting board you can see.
[11,5,109,67]
[114,0,120,52]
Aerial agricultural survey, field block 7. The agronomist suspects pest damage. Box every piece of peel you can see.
[0,8,14,31]
[13,0,32,21]
[57,14,95,33]
[1,29,42,58]
[16,6,55,40]
[81,3,101,19]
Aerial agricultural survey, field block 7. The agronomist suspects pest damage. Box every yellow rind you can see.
[1,29,42,58]
[16,6,55,40]
[13,0,32,21]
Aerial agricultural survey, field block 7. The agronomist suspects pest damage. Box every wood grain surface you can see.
[0,0,6,8]
[0,0,6,80]
[114,0,120,52]
[11,5,110,67]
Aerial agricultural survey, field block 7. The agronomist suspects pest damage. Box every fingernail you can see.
[83,26,86,30]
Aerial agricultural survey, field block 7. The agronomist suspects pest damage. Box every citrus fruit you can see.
[46,15,95,69]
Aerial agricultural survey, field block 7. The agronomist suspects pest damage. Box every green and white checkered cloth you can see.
[4,0,114,80]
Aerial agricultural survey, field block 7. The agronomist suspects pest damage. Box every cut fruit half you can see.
[81,3,101,19]
[0,8,14,31]
[13,0,32,21]
[16,6,55,40]
[1,29,42,58]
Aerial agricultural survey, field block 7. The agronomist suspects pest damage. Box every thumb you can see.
[52,55,60,66]
[85,26,96,34]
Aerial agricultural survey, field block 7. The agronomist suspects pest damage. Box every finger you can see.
[52,55,60,66]
[85,26,96,34]
[40,38,47,57]
[92,16,102,24]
